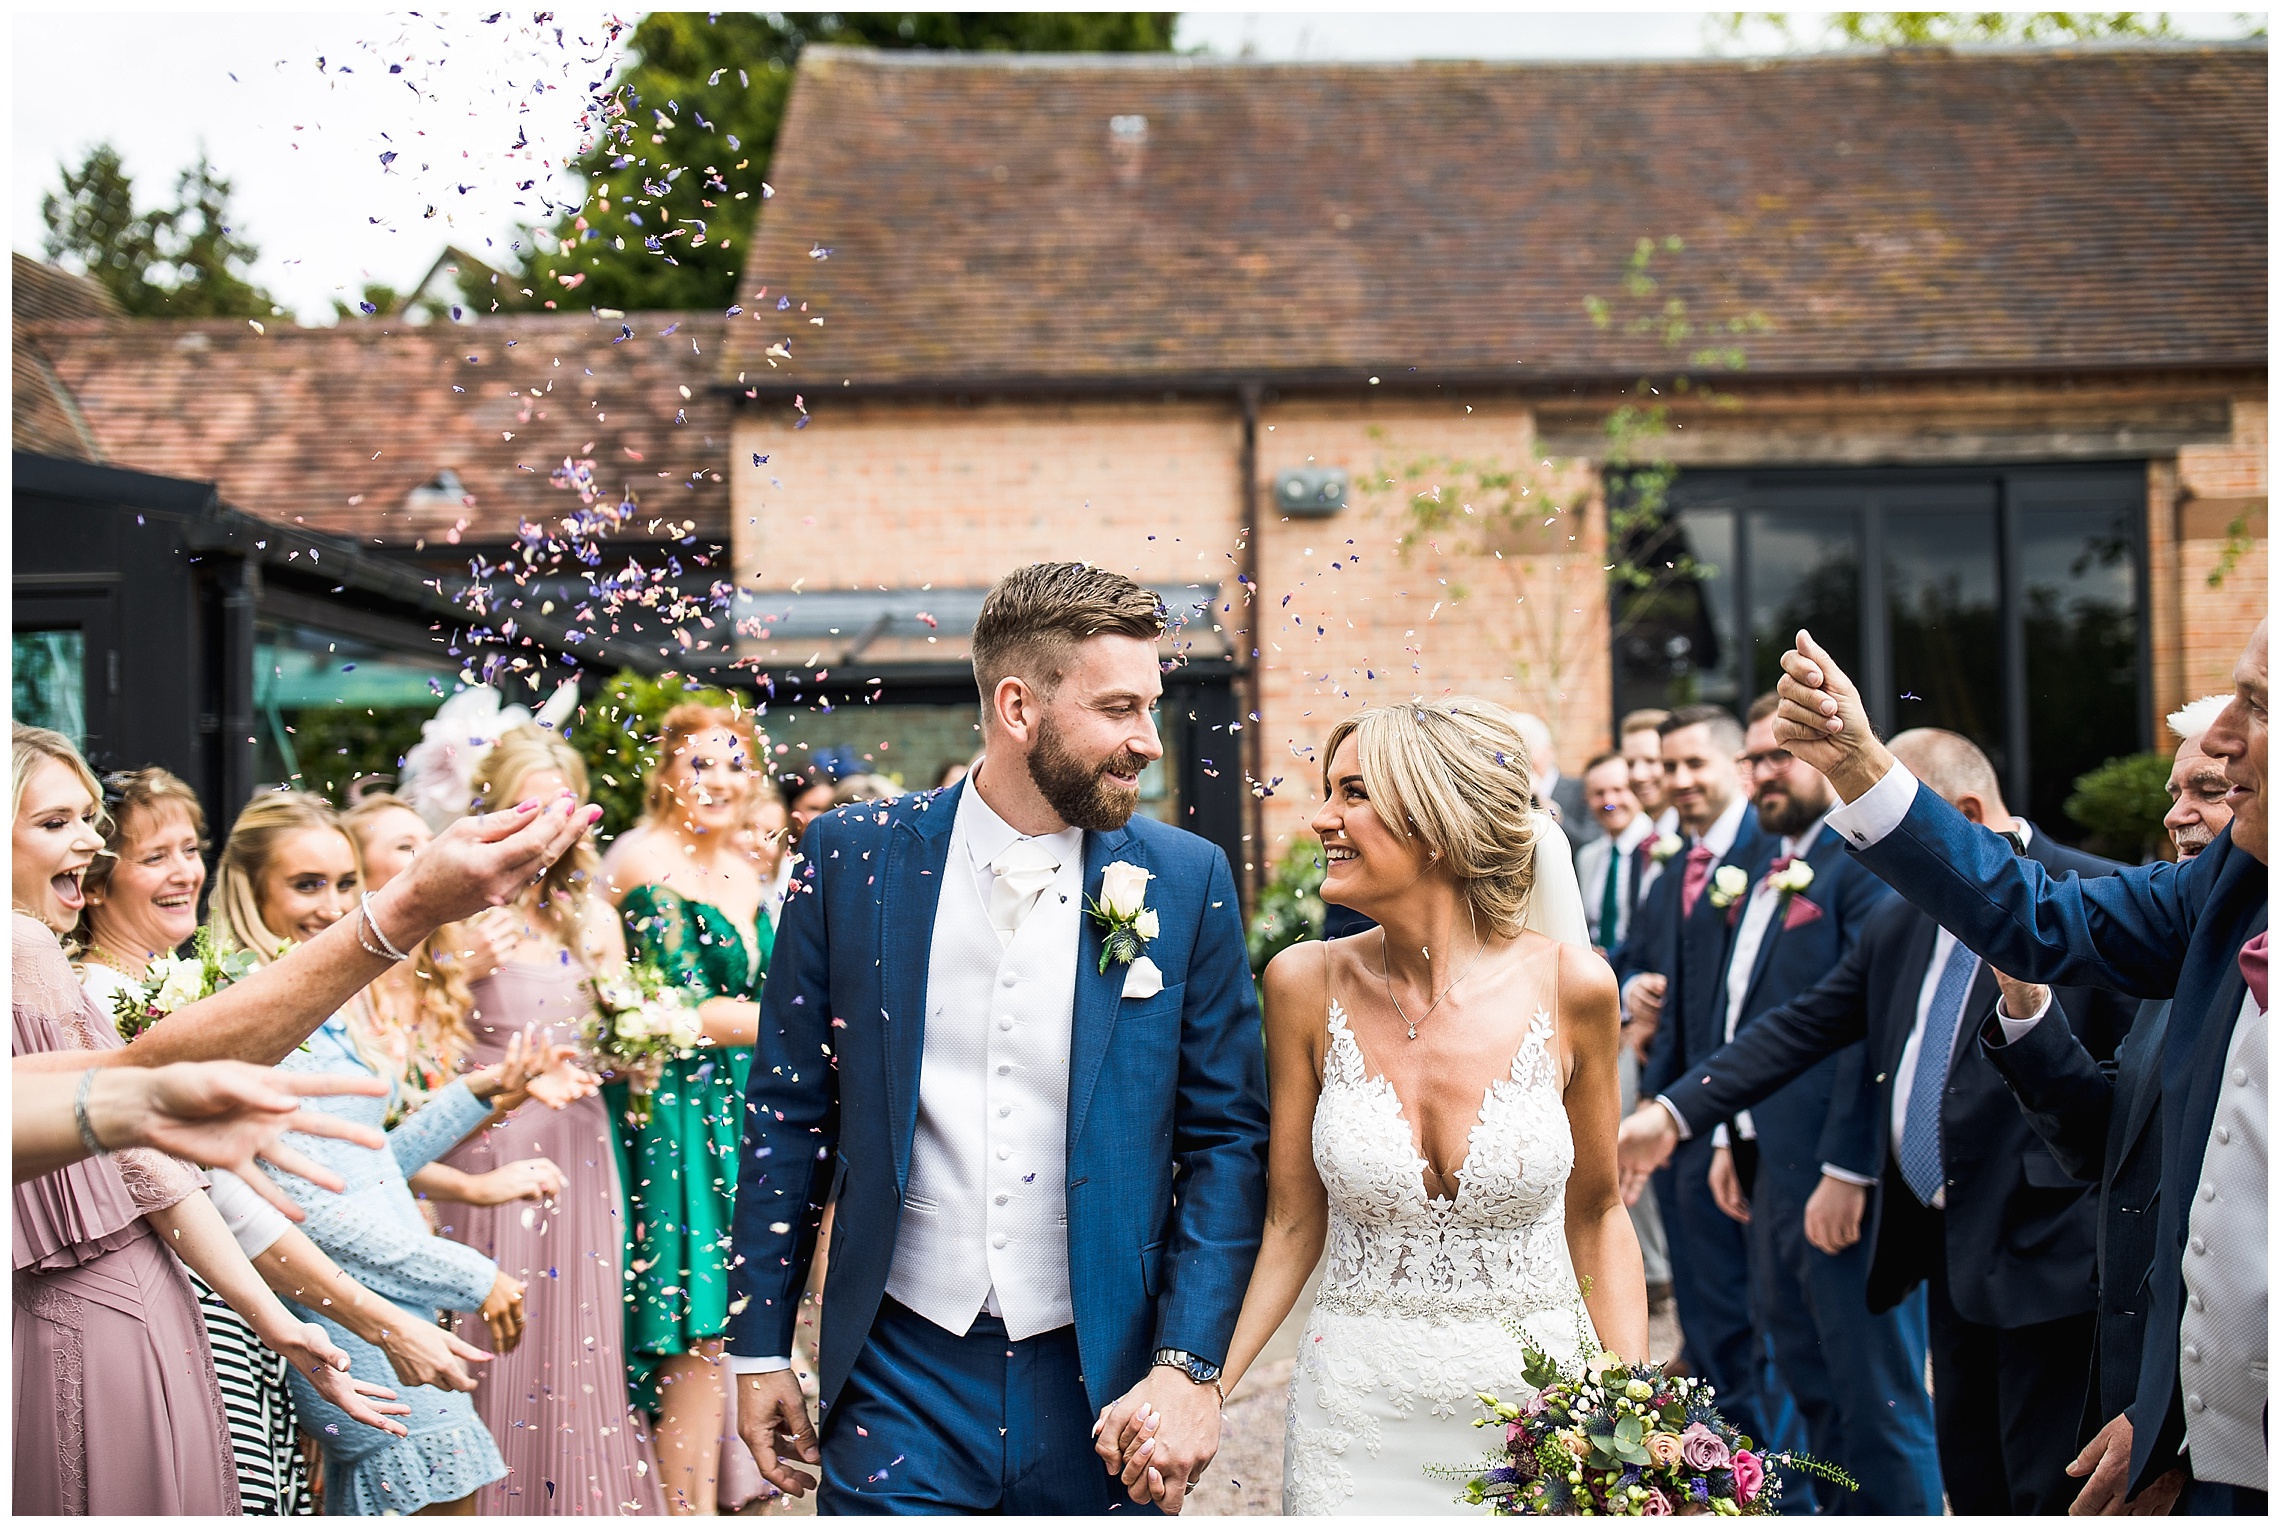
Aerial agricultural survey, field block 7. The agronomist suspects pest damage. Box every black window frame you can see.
[1613,461,2151,824]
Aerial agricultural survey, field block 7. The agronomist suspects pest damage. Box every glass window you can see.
[12,629,86,744]
[2019,503,2141,830]
[1748,509,1862,701]
[1885,498,2004,765]
[253,619,458,799]
[1611,506,1738,716]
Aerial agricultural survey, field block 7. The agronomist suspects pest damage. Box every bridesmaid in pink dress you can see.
[409,728,667,1515]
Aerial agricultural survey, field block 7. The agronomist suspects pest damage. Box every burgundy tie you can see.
[1680,844,1716,918]
[1767,854,1794,875]
[2242,931,2268,1012]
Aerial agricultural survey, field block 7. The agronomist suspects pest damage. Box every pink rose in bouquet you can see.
[1679,1422,1731,1472]
[1731,1450,1766,1505]
[1642,1487,1674,1515]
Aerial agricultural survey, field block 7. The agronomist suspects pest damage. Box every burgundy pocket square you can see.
[1782,895,1824,931]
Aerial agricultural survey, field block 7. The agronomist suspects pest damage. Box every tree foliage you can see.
[41,143,277,319]
[2064,750,2176,863]
[482,12,1176,314]
[1716,11,2185,48]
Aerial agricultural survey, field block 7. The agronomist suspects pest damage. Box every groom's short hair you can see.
[972,563,1164,698]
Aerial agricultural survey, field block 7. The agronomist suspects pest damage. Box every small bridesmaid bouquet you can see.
[590,960,704,1127]
[1432,1338,1852,1515]
[110,925,261,1040]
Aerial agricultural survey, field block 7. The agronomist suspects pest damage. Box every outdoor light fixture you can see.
[1275,466,1348,516]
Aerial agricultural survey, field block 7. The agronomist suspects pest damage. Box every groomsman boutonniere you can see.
[1649,833,1684,865]
[1708,864,1751,912]
[1092,860,1164,997]
[1769,859,1824,930]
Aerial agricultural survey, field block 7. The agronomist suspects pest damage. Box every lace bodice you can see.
[1311,1000,1579,1323]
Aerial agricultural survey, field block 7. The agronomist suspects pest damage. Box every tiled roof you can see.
[13,255,117,461]
[727,44,2267,389]
[13,253,123,321]
[25,308,732,545]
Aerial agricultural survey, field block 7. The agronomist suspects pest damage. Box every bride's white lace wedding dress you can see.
[1281,996,1597,1515]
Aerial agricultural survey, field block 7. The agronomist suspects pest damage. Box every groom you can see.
[728,562,1270,1513]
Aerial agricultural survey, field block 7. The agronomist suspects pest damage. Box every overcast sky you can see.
[13,9,2260,322]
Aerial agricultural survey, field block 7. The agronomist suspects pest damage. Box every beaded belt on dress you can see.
[1312,1281,1533,1323]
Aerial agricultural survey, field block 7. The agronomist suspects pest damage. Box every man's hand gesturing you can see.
[737,1369,820,1499]
[1773,629,1897,803]
[1095,1365,1224,1513]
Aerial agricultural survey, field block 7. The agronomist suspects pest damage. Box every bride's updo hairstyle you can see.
[1321,697,1542,937]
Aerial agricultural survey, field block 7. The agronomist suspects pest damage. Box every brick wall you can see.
[732,376,2262,887]
[2173,394,2269,705]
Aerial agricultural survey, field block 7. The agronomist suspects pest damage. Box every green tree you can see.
[484,12,1175,314]
[42,144,277,318]
[1716,12,2185,48]
[2064,750,2176,863]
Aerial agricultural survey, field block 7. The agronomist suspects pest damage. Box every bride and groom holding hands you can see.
[727,561,1648,1515]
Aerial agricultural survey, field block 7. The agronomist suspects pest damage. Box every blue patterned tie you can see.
[1899,939,1979,1206]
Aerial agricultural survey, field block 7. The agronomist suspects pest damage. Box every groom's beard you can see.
[1027,716,1148,832]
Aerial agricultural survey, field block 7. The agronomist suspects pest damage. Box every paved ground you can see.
[743,1276,1683,1518]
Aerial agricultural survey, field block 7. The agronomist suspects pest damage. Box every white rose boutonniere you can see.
[1707,863,1752,910]
[1649,833,1684,865]
[1090,860,1157,976]
[1769,860,1816,897]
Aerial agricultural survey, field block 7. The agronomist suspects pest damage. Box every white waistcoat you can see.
[2177,993,2267,1490]
[883,808,1081,1340]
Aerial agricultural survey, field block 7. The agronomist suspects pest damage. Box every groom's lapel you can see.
[882,783,960,1195]
[1067,822,1140,1152]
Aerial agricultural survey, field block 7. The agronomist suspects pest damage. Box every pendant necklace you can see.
[1382,901,1488,1040]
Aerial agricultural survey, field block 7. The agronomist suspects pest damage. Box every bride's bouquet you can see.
[1437,1343,1853,1515]
[109,925,262,1040]
[590,960,705,1127]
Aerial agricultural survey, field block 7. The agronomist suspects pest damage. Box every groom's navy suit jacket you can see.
[1845,788,2268,1493]
[727,783,1270,1419]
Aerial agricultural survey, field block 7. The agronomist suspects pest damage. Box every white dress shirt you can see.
[1710,812,1832,1150]
[1621,795,1750,1025]
[1580,812,1655,949]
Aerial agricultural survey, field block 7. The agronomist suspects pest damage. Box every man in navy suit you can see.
[1774,621,2268,1515]
[1976,701,2239,1518]
[1614,704,1785,1451]
[1668,695,1941,1513]
[729,564,1269,1513]
[1622,726,2132,1511]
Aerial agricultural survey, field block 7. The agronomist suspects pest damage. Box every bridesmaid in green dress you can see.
[603,702,779,1516]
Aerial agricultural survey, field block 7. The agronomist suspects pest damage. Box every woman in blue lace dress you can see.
[211,791,577,1514]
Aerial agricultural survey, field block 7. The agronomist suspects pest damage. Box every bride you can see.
[1117,698,1647,1514]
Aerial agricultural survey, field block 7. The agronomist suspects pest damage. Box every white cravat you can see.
[988,838,1062,945]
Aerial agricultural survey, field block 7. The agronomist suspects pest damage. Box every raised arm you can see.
[119,797,601,1067]
[1774,630,2197,996]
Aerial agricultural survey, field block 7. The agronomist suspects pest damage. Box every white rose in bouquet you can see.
[664,1001,704,1051]
[614,1007,654,1042]
[1134,906,1161,942]
[150,957,206,1013]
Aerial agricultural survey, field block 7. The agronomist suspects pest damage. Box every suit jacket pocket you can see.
[1118,981,1186,1023]
[1140,1238,1166,1300]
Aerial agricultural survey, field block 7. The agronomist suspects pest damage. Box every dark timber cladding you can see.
[724,44,2266,393]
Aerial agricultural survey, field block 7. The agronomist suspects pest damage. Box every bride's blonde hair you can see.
[1321,697,1542,936]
